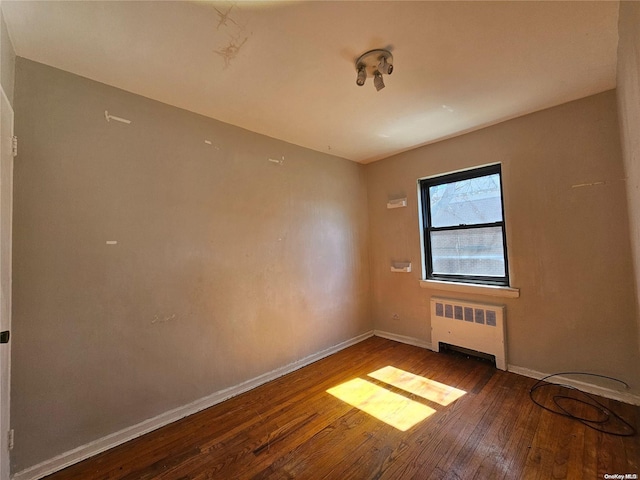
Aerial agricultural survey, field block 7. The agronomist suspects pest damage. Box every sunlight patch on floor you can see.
[369,366,467,407]
[368,366,466,406]
[327,378,435,431]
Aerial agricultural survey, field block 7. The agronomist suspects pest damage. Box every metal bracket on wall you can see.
[0,331,9,344]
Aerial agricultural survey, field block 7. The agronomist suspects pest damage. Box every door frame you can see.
[0,84,14,480]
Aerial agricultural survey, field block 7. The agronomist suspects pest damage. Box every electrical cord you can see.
[529,372,636,437]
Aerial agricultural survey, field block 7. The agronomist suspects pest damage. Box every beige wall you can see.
[366,91,640,393]
[0,5,15,105]
[11,58,370,471]
[617,1,640,353]
[10,22,640,473]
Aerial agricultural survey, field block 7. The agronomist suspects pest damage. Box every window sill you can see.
[419,279,520,298]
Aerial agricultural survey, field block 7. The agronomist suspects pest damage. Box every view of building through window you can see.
[421,165,509,285]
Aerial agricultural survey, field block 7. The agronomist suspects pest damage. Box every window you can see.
[420,164,509,286]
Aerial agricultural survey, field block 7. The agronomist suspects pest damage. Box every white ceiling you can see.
[1,1,620,163]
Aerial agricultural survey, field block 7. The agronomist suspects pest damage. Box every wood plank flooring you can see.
[44,337,640,480]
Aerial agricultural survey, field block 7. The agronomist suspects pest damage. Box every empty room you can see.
[0,1,639,479]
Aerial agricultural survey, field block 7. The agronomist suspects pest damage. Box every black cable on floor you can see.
[529,372,637,437]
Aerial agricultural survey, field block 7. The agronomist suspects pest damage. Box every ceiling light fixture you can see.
[355,49,393,91]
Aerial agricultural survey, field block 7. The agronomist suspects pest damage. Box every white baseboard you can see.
[371,332,640,406]
[507,365,640,406]
[374,330,432,350]
[371,333,640,406]
[12,330,374,480]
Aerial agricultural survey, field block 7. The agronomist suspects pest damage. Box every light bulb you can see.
[374,71,385,91]
[356,65,366,86]
[379,56,393,75]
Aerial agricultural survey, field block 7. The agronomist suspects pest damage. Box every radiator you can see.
[430,297,507,370]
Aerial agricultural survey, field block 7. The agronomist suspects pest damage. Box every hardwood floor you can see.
[45,337,639,480]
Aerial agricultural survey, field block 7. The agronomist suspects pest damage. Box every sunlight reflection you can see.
[327,378,435,431]
[368,366,466,406]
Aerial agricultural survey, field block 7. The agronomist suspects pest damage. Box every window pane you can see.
[429,173,503,228]
[430,227,506,277]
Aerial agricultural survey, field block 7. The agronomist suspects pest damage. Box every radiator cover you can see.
[430,297,507,370]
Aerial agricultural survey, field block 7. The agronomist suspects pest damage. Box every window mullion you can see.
[429,221,504,233]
